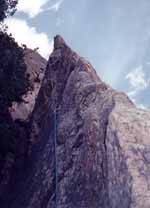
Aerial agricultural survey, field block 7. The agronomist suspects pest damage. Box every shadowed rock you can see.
[0,48,47,208]
[9,49,47,121]
[8,35,150,208]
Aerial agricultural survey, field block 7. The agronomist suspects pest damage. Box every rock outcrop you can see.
[9,49,47,121]
[2,36,150,208]
[0,48,47,207]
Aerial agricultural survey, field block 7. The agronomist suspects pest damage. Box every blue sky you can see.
[5,0,150,109]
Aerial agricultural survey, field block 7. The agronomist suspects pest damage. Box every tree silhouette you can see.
[0,0,18,21]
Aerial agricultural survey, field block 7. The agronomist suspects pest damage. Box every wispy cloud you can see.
[5,17,53,59]
[17,0,50,18]
[126,65,148,109]
[126,66,148,91]
[47,0,64,12]
[138,103,147,110]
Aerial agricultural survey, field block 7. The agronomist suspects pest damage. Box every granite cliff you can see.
[0,38,47,207]
[1,35,150,208]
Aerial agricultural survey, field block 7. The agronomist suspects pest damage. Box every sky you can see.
[4,0,150,109]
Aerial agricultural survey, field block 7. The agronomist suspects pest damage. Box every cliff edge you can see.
[3,36,150,208]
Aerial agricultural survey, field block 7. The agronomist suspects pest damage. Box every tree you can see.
[0,31,31,155]
[0,32,30,105]
[0,0,17,22]
[0,0,30,157]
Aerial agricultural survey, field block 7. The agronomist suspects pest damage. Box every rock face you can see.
[4,36,150,208]
[0,49,47,207]
[9,48,47,121]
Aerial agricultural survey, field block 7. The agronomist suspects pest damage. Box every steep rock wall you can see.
[10,36,150,208]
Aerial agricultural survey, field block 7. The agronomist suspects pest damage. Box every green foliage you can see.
[0,32,30,156]
[0,0,17,22]
[0,32,30,105]
[0,0,29,190]
[0,0,7,21]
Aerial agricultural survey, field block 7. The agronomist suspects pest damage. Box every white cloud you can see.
[5,17,53,59]
[138,103,147,110]
[17,0,50,18]
[126,66,148,91]
[127,90,137,98]
[126,92,147,110]
[126,66,148,109]
[47,0,64,12]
